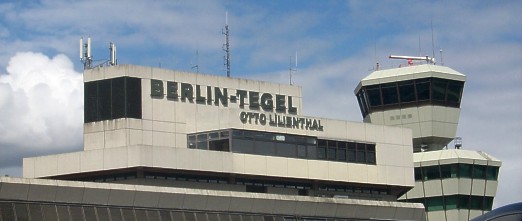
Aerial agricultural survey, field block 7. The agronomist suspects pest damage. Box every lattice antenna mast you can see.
[222,12,231,77]
[191,50,200,73]
[80,36,93,70]
[289,52,297,85]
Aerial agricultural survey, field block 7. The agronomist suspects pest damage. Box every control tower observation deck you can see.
[354,64,465,152]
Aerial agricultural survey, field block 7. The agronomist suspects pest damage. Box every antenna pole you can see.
[223,12,231,77]
[289,51,297,85]
[431,21,436,64]
[192,50,199,73]
[109,42,117,66]
[439,48,444,66]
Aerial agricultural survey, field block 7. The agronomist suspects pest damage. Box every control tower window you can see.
[357,77,464,117]
[415,79,431,101]
[366,85,382,107]
[398,81,415,103]
[381,83,399,105]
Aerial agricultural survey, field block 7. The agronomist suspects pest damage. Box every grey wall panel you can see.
[157,191,185,209]
[108,189,136,207]
[82,188,110,205]
[0,183,29,201]
[373,205,398,220]
[248,197,275,214]
[54,186,85,204]
[227,193,254,213]
[334,203,356,218]
[393,207,416,220]
[292,200,318,217]
[182,193,209,210]
[314,202,337,217]
[205,193,232,212]
[350,203,377,219]
[270,198,297,215]
[133,191,160,208]
[27,184,57,202]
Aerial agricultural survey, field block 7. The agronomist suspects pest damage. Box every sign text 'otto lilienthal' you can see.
[150,79,324,131]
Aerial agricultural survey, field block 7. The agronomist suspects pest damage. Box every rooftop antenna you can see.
[418,36,422,57]
[80,36,93,70]
[223,11,231,77]
[431,21,436,64]
[289,51,297,85]
[109,42,117,66]
[191,49,200,73]
[439,48,444,66]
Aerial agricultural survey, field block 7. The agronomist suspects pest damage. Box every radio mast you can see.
[289,52,297,85]
[223,12,231,77]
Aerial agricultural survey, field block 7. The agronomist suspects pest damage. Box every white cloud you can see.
[0,52,83,169]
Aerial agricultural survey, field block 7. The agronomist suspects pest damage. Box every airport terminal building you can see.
[0,64,426,221]
[0,62,500,221]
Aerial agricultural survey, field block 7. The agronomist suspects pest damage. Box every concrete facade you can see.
[0,64,428,221]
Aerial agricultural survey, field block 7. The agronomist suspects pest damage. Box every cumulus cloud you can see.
[0,52,83,169]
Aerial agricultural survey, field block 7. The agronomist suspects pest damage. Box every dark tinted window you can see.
[399,81,415,103]
[367,86,382,107]
[112,77,126,119]
[381,83,398,105]
[98,79,112,120]
[432,78,447,101]
[84,77,142,123]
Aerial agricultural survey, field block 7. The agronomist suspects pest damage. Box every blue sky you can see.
[0,0,521,207]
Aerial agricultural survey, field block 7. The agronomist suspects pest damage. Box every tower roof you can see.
[355,64,466,93]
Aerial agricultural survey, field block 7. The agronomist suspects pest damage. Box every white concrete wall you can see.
[24,144,413,188]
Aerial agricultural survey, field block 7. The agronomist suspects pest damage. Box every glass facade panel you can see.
[232,139,254,154]
[184,212,196,221]
[160,210,172,221]
[96,207,110,221]
[57,205,70,221]
[29,203,44,221]
[459,164,472,178]
[297,145,307,158]
[486,166,499,180]
[122,208,135,221]
[170,211,184,221]
[381,83,398,105]
[416,80,430,101]
[42,204,58,221]
[148,210,162,221]
[445,195,458,210]
[69,206,84,221]
[367,87,382,107]
[84,77,142,123]
[432,79,447,101]
[327,147,337,160]
[135,209,147,221]
[473,165,486,179]
[190,129,375,165]
[357,77,465,118]
[276,142,297,158]
[110,208,123,221]
[447,81,463,104]
[399,82,415,103]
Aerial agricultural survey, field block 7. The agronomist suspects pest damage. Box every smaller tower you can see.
[354,60,465,152]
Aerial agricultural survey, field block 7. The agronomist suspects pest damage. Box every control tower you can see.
[354,58,465,152]
[355,57,501,221]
